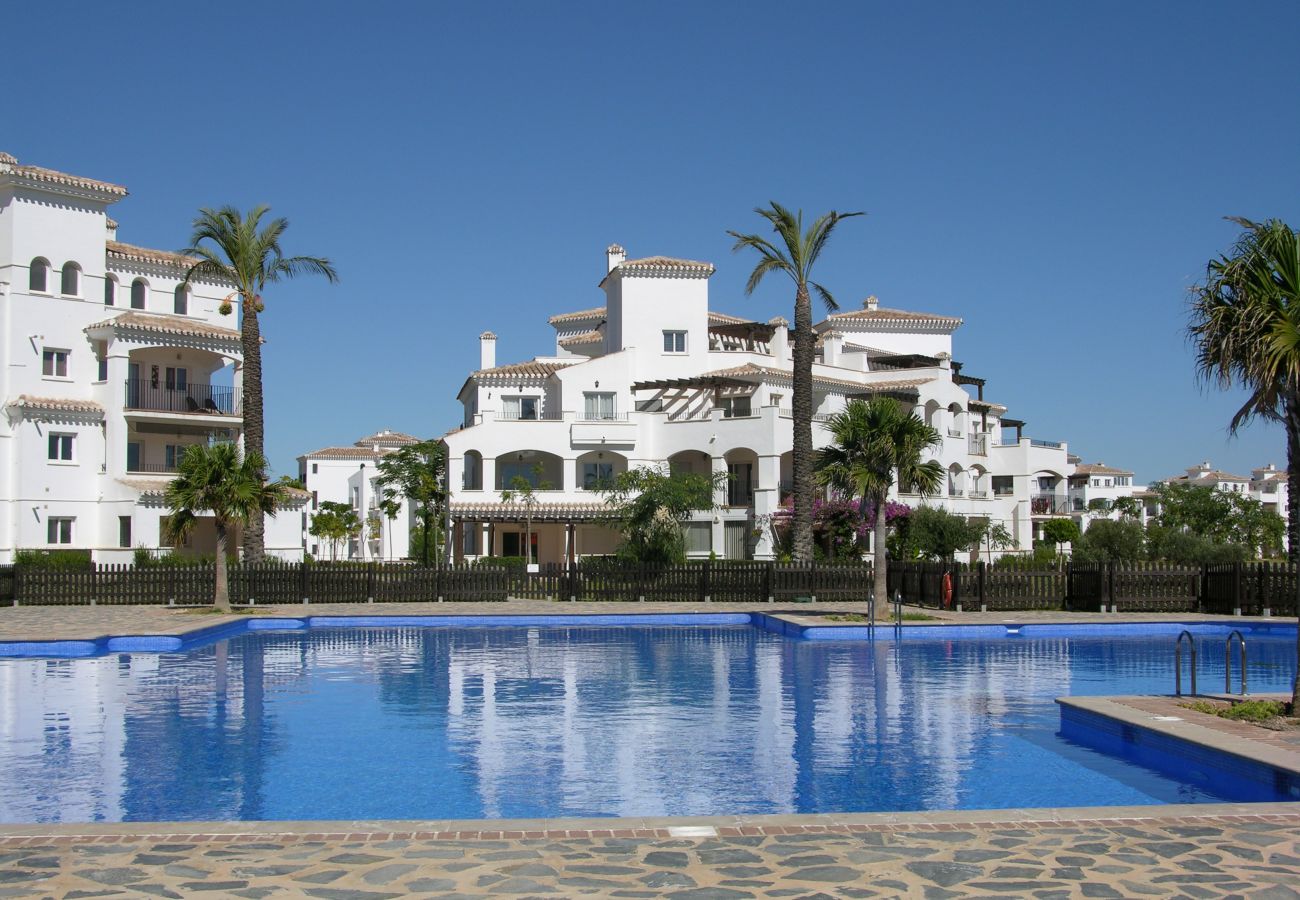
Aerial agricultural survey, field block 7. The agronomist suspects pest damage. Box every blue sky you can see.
[8,1,1298,483]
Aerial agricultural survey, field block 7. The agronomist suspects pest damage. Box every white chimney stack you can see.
[864,295,879,311]
[606,243,626,273]
[479,331,497,369]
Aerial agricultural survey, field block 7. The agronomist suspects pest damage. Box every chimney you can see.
[606,243,626,273]
[479,331,497,369]
[767,317,789,361]
[864,295,879,311]
[106,217,118,241]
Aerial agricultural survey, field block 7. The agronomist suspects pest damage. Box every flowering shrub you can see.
[764,495,910,557]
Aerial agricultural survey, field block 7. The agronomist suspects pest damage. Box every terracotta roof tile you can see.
[548,306,607,325]
[7,395,104,415]
[707,311,750,325]
[450,500,609,521]
[121,477,309,505]
[472,359,575,379]
[87,311,241,342]
[557,329,604,347]
[301,446,393,460]
[354,430,422,447]
[618,255,714,273]
[701,363,933,393]
[0,153,128,196]
[106,241,200,270]
[1072,463,1135,477]
[827,305,962,325]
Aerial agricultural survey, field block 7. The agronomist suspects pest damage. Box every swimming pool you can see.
[0,616,1294,823]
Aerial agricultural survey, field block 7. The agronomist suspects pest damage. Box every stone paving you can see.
[1,807,1298,899]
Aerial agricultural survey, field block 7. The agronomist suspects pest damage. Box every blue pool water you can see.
[0,618,1294,824]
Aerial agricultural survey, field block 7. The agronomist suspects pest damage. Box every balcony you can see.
[126,461,179,475]
[499,409,564,421]
[948,488,965,497]
[947,427,962,438]
[968,434,988,456]
[1031,493,1070,516]
[125,379,239,416]
[969,490,989,499]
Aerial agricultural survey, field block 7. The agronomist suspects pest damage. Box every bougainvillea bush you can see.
[764,495,910,560]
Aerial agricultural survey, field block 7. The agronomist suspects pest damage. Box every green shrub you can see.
[1074,518,1146,563]
[15,549,92,570]
[474,556,527,569]
[1182,698,1289,722]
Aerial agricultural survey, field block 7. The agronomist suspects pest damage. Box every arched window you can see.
[104,275,117,306]
[61,262,81,296]
[130,279,147,310]
[29,258,49,293]
[173,284,188,315]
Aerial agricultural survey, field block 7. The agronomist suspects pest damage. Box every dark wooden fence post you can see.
[1106,561,1116,612]
[701,557,711,603]
[977,560,987,611]
[568,561,577,602]
[299,560,309,604]
[765,560,774,604]
[1232,561,1244,615]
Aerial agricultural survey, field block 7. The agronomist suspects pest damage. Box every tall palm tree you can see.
[164,443,286,612]
[181,206,337,561]
[815,397,943,607]
[729,203,862,562]
[1188,215,1300,707]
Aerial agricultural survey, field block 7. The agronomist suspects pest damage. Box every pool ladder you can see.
[1174,629,1248,697]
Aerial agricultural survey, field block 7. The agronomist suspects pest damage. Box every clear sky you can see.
[8,1,1298,483]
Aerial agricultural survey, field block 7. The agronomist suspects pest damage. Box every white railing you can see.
[948,488,965,497]
[947,427,962,438]
[969,490,989,499]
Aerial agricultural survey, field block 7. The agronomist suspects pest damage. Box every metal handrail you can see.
[1225,629,1247,696]
[893,588,903,628]
[1174,629,1197,697]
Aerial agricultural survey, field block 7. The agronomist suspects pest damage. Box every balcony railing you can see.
[947,427,962,438]
[969,490,989,499]
[948,487,965,497]
[1031,493,1070,515]
[125,379,238,415]
[578,411,629,422]
[126,461,179,475]
[968,434,988,455]
[1030,438,1063,449]
[499,409,564,421]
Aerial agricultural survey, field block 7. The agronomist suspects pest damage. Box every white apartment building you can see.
[1067,461,1141,529]
[442,244,1077,564]
[298,429,419,560]
[1143,461,1290,533]
[0,153,305,562]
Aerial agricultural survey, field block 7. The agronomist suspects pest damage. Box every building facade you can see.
[298,430,419,560]
[443,244,1077,564]
[0,152,305,562]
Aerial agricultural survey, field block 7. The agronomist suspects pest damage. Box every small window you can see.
[582,462,614,490]
[663,330,687,353]
[126,442,141,472]
[97,356,108,382]
[60,262,81,296]
[634,398,664,413]
[682,521,712,554]
[42,349,69,378]
[721,396,752,418]
[29,258,50,293]
[165,444,184,470]
[312,463,318,474]
[583,392,616,420]
[173,284,189,315]
[47,433,74,462]
[118,516,132,549]
[504,396,538,420]
[165,367,188,391]
[47,517,74,545]
[104,275,117,306]
[312,490,318,510]
[130,279,147,310]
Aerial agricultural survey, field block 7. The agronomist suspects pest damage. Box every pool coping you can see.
[1,801,1298,845]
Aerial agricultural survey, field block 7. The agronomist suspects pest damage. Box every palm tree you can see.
[1188,215,1300,708]
[164,443,286,612]
[181,206,337,561]
[815,397,943,608]
[729,203,862,562]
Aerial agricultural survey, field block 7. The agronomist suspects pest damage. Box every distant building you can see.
[1140,460,1290,551]
[0,152,305,562]
[298,430,421,560]
[1068,461,1141,530]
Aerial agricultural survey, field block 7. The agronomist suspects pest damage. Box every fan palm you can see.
[729,203,862,562]
[1188,215,1300,707]
[181,206,337,561]
[164,443,286,611]
[815,397,943,607]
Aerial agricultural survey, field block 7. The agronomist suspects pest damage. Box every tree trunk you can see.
[872,493,888,610]
[1286,395,1300,710]
[240,303,266,562]
[422,507,432,565]
[791,285,815,563]
[214,522,231,613]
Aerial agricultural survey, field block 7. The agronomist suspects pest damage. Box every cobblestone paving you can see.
[1,812,1298,899]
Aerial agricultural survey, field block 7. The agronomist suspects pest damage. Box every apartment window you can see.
[130,279,147,309]
[97,356,108,382]
[312,490,318,510]
[47,433,74,462]
[165,444,185,470]
[165,367,188,391]
[42,349,69,378]
[312,463,318,474]
[663,330,687,353]
[503,396,538,420]
[992,475,1015,496]
[61,262,81,296]
[118,516,132,549]
[635,398,664,412]
[29,258,50,292]
[126,442,141,472]
[682,521,712,554]
[104,275,117,306]
[173,285,189,315]
[47,517,74,545]
[582,462,614,490]
[583,392,616,420]
[721,396,752,418]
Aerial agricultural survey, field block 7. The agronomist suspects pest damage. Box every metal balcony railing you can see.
[499,409,564,421]
[1031,493,1070,515]
[125,379,239,415]
[578,411,629,422]
[968,434,988,455]
[126,461,179,475]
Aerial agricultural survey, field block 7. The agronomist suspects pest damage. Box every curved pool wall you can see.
[1,612,1294,659]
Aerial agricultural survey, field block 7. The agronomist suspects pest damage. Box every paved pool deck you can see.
[2,603,1297,897]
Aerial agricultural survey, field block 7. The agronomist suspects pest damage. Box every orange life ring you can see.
[942,572,953,608]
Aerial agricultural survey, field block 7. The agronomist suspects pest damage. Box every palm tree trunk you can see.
[240,303,266,562]
[214,522,231,612]
[791,285,815,563]
[1286,395,1300,710]
[872,494,888,612]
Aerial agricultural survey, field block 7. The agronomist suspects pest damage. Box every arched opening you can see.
[130,278,148,310]
[779,450,795,501]
[60,262,81,296]
[576,449,627,490]
[667,449,711,478]
[1031,470,1065,515]
[969,465,987,498]
[947,462,966,497]
[173,284,189,315]
[104,274,117,306]
[494,450,562,491]
[724,447,759,506]
[462,450,483,490]
[946,402,964,438]
[923,399,941,429]
[29,258,50,293]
